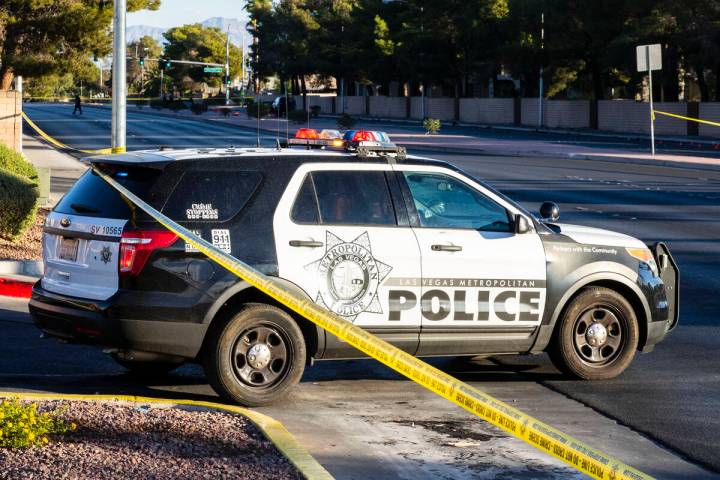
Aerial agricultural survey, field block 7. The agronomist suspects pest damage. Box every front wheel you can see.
[204,304,306,406]
[549,287,638,380]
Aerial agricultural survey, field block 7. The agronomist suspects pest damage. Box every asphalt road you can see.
[10,103,720,475]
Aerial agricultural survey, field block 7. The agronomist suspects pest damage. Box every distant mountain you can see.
[126,25,167,45]
[126,16,249,47]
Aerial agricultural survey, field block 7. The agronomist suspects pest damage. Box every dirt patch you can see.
[0,208,48,261]
[0,400,302,480]
[392,419,499,442]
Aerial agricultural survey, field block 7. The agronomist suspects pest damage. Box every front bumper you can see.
[29,283,208,359]
[642,242,679,351]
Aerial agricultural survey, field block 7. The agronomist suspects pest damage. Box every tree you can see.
[163,23,242,91]
[127,35,163,93]
[0,0,160,90]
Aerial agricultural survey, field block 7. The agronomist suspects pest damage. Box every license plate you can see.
[59,237,79,262]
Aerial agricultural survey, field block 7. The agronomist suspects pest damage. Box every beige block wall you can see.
[599,100,686,136]
[369,96,406,118]
[426,98,455,121]
[0,90,22,152]
[459,98,514,124]
[698,103,720,138]
[335,96,365,115]
[545,100,590,128]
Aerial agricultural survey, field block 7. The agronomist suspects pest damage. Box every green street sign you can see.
[203,67,224,73]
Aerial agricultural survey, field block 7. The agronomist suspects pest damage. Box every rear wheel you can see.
[204,304,305,407]
[549,287,638,380]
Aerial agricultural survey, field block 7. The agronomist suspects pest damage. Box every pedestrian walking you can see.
[72,94,82,115]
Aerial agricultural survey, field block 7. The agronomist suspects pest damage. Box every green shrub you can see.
[0,398,74,449]
[246,101,271,118]
[0,143,37,181]
[423,117,441,134]
[149,99,164,110]
[287,109,308,124]
[337,113,356,130]
[168,101,188,111]
[0,169,39,241]
[310,105,321,118]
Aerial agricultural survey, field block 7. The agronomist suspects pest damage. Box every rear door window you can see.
[54,168,158,219]
[310,171,396,226]
[162,171,262,222]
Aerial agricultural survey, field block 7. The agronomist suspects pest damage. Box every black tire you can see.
[548,287,639,380]
[112,355,183,377]
[204,304,306,407]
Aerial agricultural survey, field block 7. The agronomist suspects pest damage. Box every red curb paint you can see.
[0,278,34,299]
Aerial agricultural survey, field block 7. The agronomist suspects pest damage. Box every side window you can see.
[162,171,262,222]
[403,172,511,232]
[311,171,396,226]
[291,175,319,224]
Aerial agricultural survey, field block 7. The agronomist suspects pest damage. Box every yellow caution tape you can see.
[22,111,113,155]
[653,109,720,128]
[0,392,332,480]
[93,165,653,480]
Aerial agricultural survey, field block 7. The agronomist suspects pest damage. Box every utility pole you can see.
[111,0,127,153]
[225,27,231,105]
[538,12,545,128]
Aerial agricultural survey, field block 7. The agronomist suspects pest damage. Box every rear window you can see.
[162,171,262,222]
[54,168,158,219]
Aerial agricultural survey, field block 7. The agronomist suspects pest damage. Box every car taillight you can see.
[119,230,178,276]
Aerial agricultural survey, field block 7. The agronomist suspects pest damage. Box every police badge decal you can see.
[307,231,392,322]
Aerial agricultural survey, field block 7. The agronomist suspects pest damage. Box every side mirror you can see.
[539,201,560,221]
[514,214,532,234]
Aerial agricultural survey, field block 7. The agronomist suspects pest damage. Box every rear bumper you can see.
[29,283,208,359]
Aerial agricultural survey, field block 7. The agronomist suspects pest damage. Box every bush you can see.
[0,143,37,181]
[337,113,356,130]
[0,169,39,241]
[423,117,441,134]
[0,398,74,449]
[246,101,271,118]
[149,99,164,110]
[310,105,321,118]
[287,109,308,124]
[168,101,188,111]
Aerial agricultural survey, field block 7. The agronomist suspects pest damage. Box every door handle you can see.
[289,240,323,248]
[431,244,462,252]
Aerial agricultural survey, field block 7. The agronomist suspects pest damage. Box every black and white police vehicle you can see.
[30,130,678,406]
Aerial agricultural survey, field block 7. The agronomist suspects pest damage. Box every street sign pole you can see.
[636,43,661,156]
[647,46,655,156]
[111,0,127,153]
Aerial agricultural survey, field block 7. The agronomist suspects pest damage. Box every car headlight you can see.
[626,247,659,277]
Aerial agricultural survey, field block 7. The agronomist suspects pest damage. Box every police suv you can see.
[29,130,678,406]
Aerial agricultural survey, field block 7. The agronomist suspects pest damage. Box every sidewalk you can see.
[107,103,720,171]
[22,133,87,205]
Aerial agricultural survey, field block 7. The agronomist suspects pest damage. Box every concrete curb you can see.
[0,392,333,480]
[0,260,43,277]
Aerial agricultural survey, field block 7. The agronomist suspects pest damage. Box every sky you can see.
[127,0,246,27]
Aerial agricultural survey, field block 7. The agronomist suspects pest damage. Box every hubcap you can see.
[573,306,624,365]
[232,324,290,388]
[585,322,608,347]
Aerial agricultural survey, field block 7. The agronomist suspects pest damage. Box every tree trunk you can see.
[662,44,680,101]
[589,58,604,100]
[300,75,307,111]
[0,67,14,91]
[696,65,709,101]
